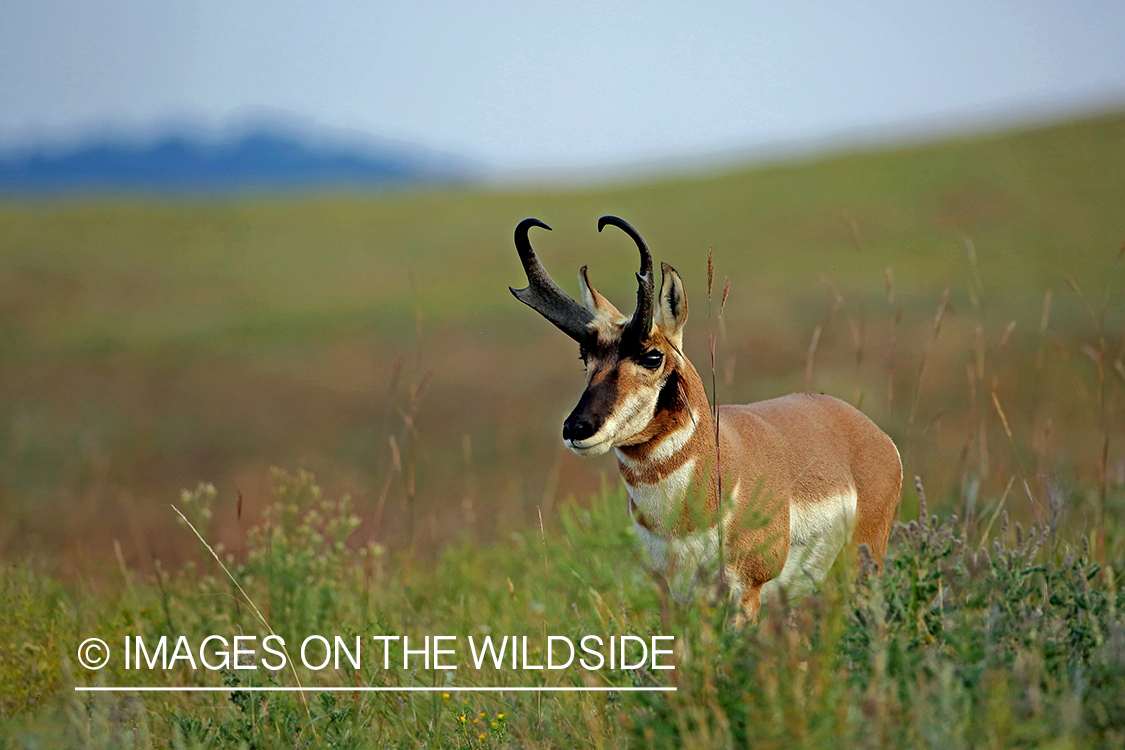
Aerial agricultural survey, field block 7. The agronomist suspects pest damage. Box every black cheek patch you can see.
[655,368,680,413]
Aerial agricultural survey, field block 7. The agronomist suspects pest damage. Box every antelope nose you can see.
[562,419,596,442]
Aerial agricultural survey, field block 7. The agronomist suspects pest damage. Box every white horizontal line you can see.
[75,686,676,693]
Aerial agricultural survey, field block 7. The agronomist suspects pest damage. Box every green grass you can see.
[1,469,1122,748]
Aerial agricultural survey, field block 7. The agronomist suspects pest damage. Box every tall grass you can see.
[1,466,1122,748]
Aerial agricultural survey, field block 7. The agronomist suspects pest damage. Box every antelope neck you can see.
[616,360,717,491]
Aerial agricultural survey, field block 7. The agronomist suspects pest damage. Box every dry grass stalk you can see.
[171,503,315,729]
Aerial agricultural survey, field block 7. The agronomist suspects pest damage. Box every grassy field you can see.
[1,111,1124,746]
[2,111,1123,568]
[2,472,1123,747]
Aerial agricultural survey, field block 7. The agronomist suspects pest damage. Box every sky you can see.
[2,1,1124,175]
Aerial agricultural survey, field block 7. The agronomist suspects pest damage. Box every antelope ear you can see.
[656,262,687,348]
[578,266,624,320]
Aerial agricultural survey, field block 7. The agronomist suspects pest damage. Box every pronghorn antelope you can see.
[510,216,902,623]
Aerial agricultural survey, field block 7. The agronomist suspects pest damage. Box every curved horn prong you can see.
[598,215,654,345]
[510,218,595,342]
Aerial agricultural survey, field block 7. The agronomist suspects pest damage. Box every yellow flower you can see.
[478,734,484,740]
[491,722,498,727]
[473,718,479,724]
[459,715,466,723]
[498,713,505,719]
[479,712,486,717]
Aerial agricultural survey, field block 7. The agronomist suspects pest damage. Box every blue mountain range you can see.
[0,127,476,194]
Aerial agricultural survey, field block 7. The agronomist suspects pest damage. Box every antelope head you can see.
[510,216,690,456]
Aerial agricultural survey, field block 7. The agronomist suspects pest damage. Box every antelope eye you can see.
[638,350,664,370]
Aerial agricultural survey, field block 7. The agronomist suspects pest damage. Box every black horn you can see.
[598,215,654,346]
[510,218,595,342]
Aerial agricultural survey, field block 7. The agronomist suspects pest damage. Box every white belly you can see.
[761,487,858,604]
[627,463,858,607]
